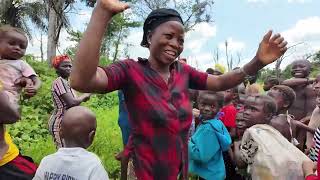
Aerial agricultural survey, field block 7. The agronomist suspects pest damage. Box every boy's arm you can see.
[294,120,316,134]
[282,78,313,87]
[70,0,129,93]
[188,128,220,162]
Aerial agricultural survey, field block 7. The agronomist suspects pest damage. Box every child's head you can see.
[224,87,239,104]
[52,55,72,79]
[291,59,311,78]
[60,106,96,149]
[236,111,246,137]
[197,91,224,120]
[245,83,261,95]
[263,77,280,91]
[242,94,277,128]
[0,25,28,60]
[267,85,295,113]
[206,68,214,75]
[244,74,257,85]
[313,74,320,95]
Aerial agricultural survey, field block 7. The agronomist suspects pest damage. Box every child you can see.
[188,91,231,180]
[0,25,41,103]
[306,76,320,162]
[234,94,309,179]
[0,25,40,162]
[282,59,316,150]
[0,87,37,180]
[221,87,239,136]
[267,85,298,143]
[263,76,279,92]
[33,106,109,180]
[306,74,320,150]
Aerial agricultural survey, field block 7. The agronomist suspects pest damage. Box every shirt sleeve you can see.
[32,159,45,180]
[53,78,71,96]
[20,60,37,77]
[188,127,219,163]
[89,160,109,180]
[240,137,258,164]
[183,63,208,90]
[101,60,131,92]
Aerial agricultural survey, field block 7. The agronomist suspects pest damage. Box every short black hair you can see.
[271,85,296,108]
[249,94,277,115]
[198,91,224,109]
[206,68,215,75]
[265,76,280,85]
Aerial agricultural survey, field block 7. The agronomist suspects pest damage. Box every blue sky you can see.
[27,0,320,71]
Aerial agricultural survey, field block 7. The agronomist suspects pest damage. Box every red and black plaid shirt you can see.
[102,58,207,180]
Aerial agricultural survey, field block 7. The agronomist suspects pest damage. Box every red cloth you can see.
[220,104,237,128]
[10,155,37,175]
[52,55,71,68]
[305,151,320,180]
[102,58,208,180]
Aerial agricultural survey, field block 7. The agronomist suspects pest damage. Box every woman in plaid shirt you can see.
[70,0,288,179]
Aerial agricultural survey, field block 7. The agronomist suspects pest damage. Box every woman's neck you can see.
[148,57,170,74]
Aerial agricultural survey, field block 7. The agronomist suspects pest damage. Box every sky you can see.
[26,0,320,71]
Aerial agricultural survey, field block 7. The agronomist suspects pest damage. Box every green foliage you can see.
[6,57,123,178]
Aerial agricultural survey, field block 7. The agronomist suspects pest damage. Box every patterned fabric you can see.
[240,137,258,165]
[102,58,208,180]
[48,77,76,148]
[309,127,320,162]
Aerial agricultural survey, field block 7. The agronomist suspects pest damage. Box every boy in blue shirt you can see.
[189,91,232,180]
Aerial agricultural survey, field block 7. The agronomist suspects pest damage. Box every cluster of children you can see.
[1,0,320,180]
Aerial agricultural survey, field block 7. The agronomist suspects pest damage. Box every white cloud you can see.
[185,22,217,54]
[218,37,246,53]
[247,0,267,3]
[247,0,311,3]
[288,0,312,3]
[280,16,320,68]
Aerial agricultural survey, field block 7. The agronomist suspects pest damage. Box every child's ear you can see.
[283,101,290,109]
[88,130,96,145]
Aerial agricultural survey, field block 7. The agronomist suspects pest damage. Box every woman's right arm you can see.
[70,0,129,93]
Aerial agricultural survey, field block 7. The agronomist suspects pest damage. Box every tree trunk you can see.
[40,33,44,62]
[47,5,57,66]
[112,27,123,62]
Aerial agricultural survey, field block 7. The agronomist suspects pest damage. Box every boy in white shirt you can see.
[33,106,109,180]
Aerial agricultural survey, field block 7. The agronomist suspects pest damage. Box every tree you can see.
[46,0,73,65]
[312,50,320,64]
[131,0,214,32]
[0,0,47,39]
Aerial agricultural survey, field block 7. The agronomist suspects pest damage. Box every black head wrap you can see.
[141,8,184,48]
